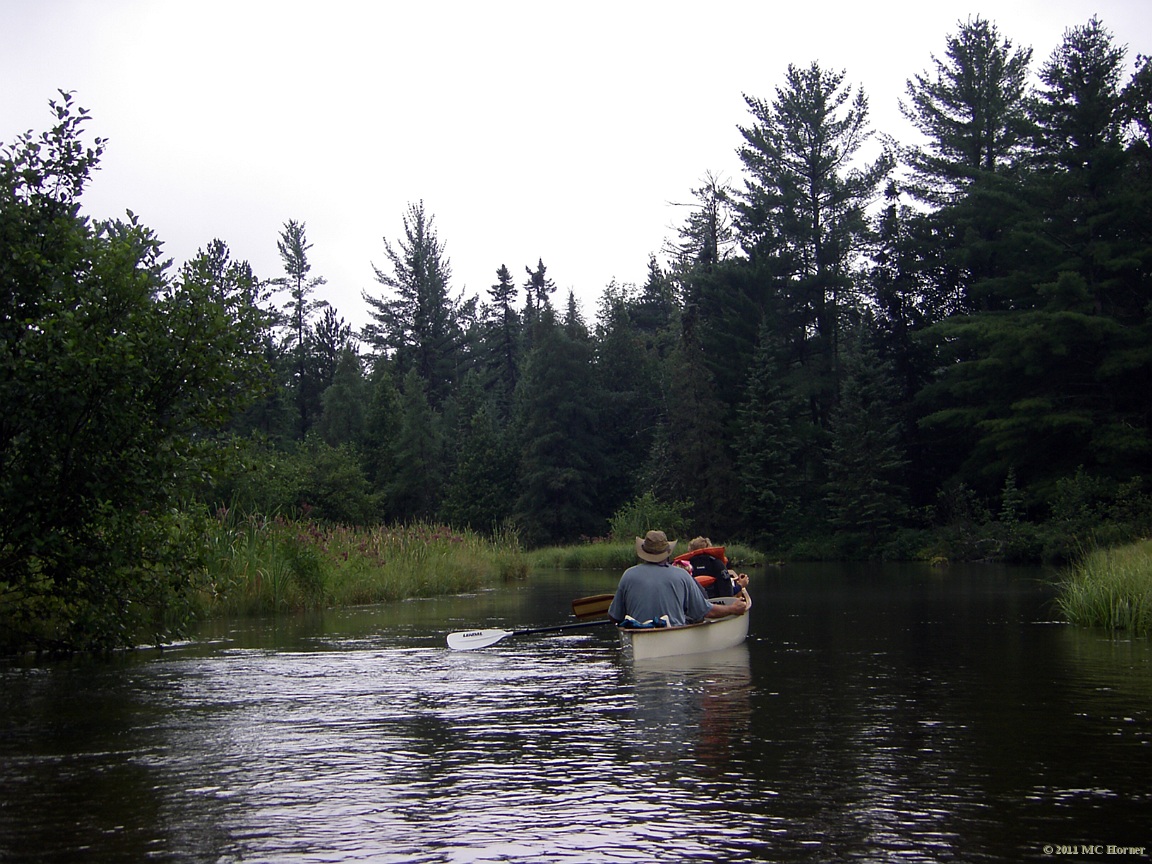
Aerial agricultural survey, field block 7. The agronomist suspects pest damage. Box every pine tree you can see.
[361,359,404,508]
[632,255,680,338]
[734,322,802,547]
[310,306,355,392]
[667,171,737,281]
[521,258,557,352]
[823,323,908,550]
[1031,16,1131,311]
[362,201,460,409]
[274,219,329,438]
[440,378,518,532]
[898,17,1034,205]
[661,331,740,536]
[512,309,602,546]
[386,368,444,520]
[592,281,666,520]
[317,347,368,448]
[481,264,521,422]
[735,61,891,432]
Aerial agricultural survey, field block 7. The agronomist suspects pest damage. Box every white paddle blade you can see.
[446,628,512,651]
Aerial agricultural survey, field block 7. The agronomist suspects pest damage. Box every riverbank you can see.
[1057,539,1152,635]
[197,512,528,617]
[525,539,762,572]
[198,517,760,617]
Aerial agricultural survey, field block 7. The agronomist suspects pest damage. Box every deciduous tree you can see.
[0,94,269,652]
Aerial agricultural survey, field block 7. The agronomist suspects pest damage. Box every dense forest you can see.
[3,16,1152,650]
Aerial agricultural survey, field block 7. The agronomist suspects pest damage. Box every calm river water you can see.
[1,563,1150,863]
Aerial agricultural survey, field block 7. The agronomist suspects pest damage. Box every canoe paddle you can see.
[571,592,614,620]
[446,619,611,651]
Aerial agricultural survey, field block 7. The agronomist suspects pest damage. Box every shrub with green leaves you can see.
[0,94,270,654]
[608,491,694,542]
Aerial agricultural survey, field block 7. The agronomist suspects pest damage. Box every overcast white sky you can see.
[3,1,1149,331]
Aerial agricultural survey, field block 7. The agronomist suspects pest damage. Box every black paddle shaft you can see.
[513,619,612,636]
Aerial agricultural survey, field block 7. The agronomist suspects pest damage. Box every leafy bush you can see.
[608,492,694,542]
[208,434,377,525]
[0,95,268,654]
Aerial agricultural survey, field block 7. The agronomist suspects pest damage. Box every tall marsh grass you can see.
[198,510,528,616]
[1056,540,1152,635]
[526,539,763,572]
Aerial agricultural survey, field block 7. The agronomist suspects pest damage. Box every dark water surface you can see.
[1,563,1149,862]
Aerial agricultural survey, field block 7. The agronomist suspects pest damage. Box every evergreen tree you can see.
[868,183,949,508]
[632,255,680,337]
[386,368,444,520]
[317,347,368,448]
[734,322,803,547]
[310,306,355,390]
[661,330,740,536]
[918,17,1152,502]
[480,264,521,422]
[361,358,404,507]
[1030,16,1133,314]
[895,18,1038,315]
[440,376,518,532]
[274,220,329,437]
[898,17,1034,205]
[592,281,666,521]
[362,201,460,408]
[523,258,557,316]
[513,309,602,546]
[667,171,737,293]
[823,323,908,550]
[563,288,587,340]
[736,61,892,432]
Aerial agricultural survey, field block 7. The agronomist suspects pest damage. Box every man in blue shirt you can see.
[608,530,748,627]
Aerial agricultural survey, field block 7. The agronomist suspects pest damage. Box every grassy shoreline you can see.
[196,512,528,617]
[1057,539,1152,636]
[196,515,762,619]
[525,540,763,572]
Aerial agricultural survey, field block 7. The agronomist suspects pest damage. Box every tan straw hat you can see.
[635,530,677,562]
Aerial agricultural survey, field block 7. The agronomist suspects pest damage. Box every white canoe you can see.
[618,593,751,661]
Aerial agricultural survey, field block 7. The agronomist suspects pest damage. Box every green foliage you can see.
[734,322,804,546]
[1057,540,1152,634]
[361,201,460,409]
[660,334,741,534]
[526,539,763,572]
[5,13,1152,657]
[386,368,444,521]
[208,434,377,526]
[823,324,908,549]
[440,399,518,533]
[318,347,368,446]
[199,513,526,615]
[0,94,268,653]
[478,264,521,423]
[274,219,330,437]
[898,16,1033,204]
[607,491,694,542]
[513,311,604,546]
[527,541,637,572]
